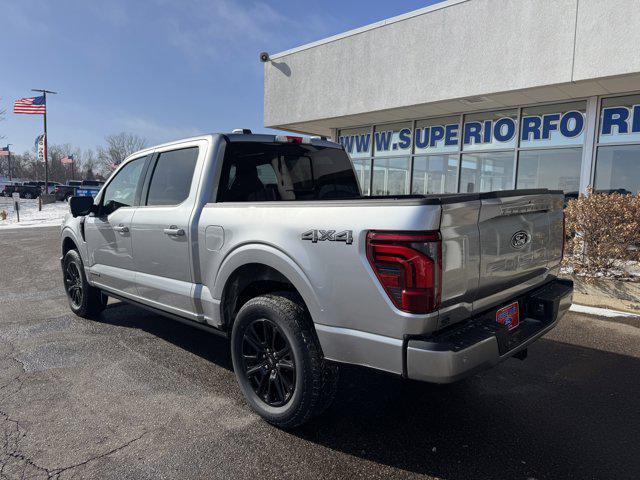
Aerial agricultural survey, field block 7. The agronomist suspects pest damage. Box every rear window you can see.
[217,142,360,202]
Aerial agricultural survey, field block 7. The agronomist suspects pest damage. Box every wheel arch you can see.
[213,244,323,331]
[61,235,78,256]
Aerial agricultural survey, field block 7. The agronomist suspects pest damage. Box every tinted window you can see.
[516,148,582,192]
[594,144,640,195]
[217,143,360,202]
[102,156,146,209]
[146,147,199,206]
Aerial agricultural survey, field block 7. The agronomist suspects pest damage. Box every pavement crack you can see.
[50,431,148,479]
[0,408,53,479]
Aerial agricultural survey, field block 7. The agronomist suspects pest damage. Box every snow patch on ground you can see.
[570,303,640,318]
[0,198,69,229]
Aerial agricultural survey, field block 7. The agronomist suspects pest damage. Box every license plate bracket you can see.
[496,301,520,331]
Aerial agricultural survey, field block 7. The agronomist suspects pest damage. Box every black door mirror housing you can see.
[69,196,96,217]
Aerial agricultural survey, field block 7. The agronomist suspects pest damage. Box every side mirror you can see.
[69,196,96,217]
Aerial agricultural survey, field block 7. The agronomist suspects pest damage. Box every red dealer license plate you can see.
[496,302,520,331]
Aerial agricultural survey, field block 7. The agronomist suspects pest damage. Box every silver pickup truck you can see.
[60,131,573,427]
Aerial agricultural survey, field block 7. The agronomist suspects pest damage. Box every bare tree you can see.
[97,132,147,174]
[81,149,98,180]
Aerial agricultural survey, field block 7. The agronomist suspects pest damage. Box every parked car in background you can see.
[2,183,42,199]
[54,180,105,201]
[75,180,104,198]
[61,132,572,428]
[54,184,76,201]
[0,182,22,196]
[22,181,61,194]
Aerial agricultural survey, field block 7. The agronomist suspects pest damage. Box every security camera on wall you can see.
[259,52,270,63]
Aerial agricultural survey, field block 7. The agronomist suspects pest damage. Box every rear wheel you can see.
[62,249,107,318]
[24,192,33,199]
[231,293,338,428]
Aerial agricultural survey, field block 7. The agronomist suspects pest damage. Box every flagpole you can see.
[31,88,57,195]
[6,144,12,181]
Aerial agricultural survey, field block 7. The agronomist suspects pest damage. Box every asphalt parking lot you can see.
[0,227,638,480]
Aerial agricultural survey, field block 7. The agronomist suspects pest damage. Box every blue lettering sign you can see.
[375,131,392,151]
[559,111,584,138]
[521,116,542,141]
[430,126,445,147]
[483,120,492,144]
[354,134,370,153]
[634,105,640,133]
[542,113,561,139]
[445,124,459,146]
[415,127,429,149]
[340,136,354,153]
[464,121,482,145]
[494,117,516,142]
[601,107,629,135]
[398,128,412,149]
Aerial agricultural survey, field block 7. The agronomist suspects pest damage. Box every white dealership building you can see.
[264,0,640,197]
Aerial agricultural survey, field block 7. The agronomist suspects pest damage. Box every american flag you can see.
[61,154,74,165]
[14,96,46,114]
[0,147,9,157]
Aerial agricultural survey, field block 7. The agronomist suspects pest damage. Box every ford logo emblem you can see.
[511,231,530,249]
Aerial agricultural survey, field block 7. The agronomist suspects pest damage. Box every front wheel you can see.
[62,249,107,318]
[231,293,338,428]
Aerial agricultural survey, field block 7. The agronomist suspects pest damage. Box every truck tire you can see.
[62,249,107,319]
[231,293,338,428]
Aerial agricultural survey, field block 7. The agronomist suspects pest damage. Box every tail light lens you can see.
[366,231,441,314]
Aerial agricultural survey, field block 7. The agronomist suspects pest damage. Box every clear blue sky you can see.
[1,0,443,155]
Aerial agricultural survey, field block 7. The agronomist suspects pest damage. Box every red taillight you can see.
[366,231,441,314]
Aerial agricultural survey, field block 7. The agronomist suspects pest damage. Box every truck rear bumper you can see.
[405,278,573,383]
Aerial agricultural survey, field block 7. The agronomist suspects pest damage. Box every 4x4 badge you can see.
[302,229,353,245]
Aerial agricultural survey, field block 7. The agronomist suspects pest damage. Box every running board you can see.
[105,291,229,339]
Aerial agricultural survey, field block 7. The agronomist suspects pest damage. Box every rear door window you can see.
[217,142,360,202]
[146,147,199,206]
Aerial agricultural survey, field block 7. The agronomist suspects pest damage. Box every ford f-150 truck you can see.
[60,131,573,427]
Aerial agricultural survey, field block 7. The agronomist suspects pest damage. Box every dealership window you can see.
[594,94,640,194]
[411,155,458,194]
[517,149,582,192]
[460,151,514,193]
[337,98,606,196]
[373,122,412,157]
[516,101,586,193]
[372,157,410,195]
[338,126,372,159]
[352,158,371,195]
[462,109,518,152]
[460,109,517,191]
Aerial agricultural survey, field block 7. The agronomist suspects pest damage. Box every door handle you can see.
[113,224,129,233]
[163,226,185,236]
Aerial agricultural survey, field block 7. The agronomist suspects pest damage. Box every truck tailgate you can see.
[473,190,564,312]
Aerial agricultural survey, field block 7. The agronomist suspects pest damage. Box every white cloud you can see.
[119,115,202,143]
[156,0,336,61]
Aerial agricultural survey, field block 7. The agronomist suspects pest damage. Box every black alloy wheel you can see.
[64,260,84,309]
[241,318,296,407]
